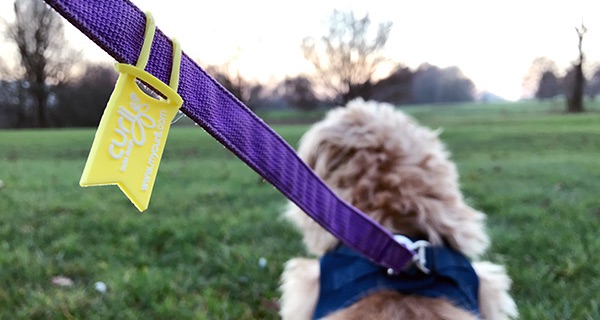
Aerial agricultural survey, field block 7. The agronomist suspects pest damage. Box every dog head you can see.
[285,99,489,259]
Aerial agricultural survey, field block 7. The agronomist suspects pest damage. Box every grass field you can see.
[1,100,600,319]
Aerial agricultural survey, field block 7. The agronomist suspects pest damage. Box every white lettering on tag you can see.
[108,93,157,172]
[141,109,168,191]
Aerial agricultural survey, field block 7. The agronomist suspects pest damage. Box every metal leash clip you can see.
[388,235,431,275]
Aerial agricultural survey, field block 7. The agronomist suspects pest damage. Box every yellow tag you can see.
[80,12,183,211]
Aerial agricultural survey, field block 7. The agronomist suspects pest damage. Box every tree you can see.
[523,57,559,99]
[411,64,475,104]
[437,66,476,103]
[535,70,561,100]
[369,64,413,105]
[2,0,76,127]
[0,80,20,128]
[566,23,587,113]
[586,66,600,100]
[302,10,392,104]
[0,80,31,128]
[281,75,319,110]
[52,63,117,127]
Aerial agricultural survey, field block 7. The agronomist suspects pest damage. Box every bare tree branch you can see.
[2,0,78,127]
[567,21,587,113]
[302,10,392,104]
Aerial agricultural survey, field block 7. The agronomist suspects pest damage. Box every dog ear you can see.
[415,197,490,259]
[444,204,490,258]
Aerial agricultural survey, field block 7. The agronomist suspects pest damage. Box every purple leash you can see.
[42,0,416,272]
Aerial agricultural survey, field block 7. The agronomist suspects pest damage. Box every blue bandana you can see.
[313,243,480,319]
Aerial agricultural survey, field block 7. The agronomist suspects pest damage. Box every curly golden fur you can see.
[280,99,518,320]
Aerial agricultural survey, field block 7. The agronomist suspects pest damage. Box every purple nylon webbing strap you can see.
[43,0,415,271]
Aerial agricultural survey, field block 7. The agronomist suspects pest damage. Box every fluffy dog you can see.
[280,99,518,320]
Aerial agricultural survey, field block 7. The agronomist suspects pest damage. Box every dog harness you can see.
[313,239,480,319]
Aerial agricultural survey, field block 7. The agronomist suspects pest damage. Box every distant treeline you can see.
[3,2,595,128]
[0,62,478,129]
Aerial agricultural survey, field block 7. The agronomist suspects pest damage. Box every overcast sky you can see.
[1,0,600,100]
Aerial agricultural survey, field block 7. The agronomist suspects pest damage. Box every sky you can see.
[1,0,600,101]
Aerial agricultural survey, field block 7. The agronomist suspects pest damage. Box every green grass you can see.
[1,100,600,319]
